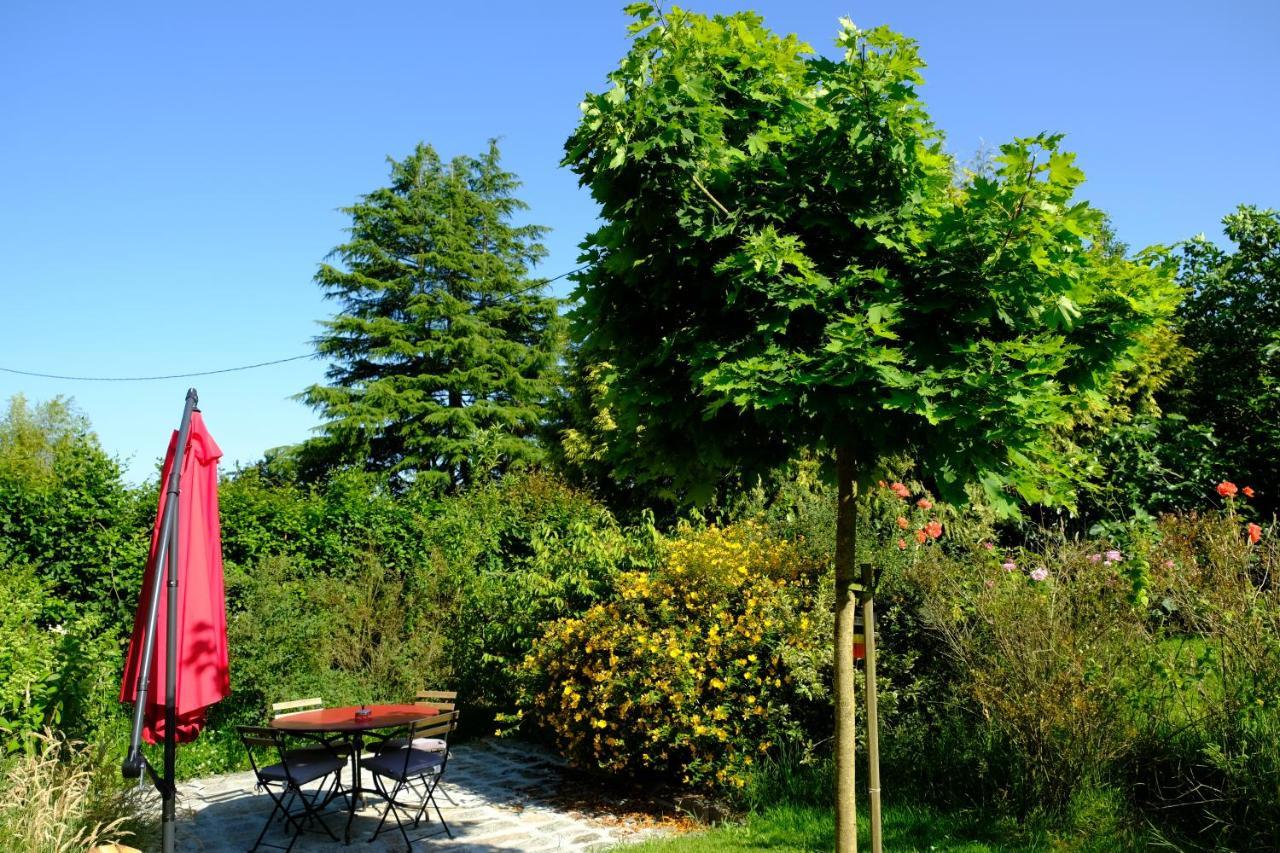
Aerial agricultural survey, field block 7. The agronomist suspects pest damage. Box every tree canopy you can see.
[564,6,1181,515]
[301,141,563,490]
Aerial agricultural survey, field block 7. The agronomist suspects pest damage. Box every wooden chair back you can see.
[414,689,457,713]
[271,697,323,719]
[410,709,460,741]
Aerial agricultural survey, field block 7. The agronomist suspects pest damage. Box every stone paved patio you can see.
[172,739,671,852]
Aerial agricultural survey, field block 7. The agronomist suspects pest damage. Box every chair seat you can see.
[370,736,446,754]
[363,747,444,782]
[258,753,346,786]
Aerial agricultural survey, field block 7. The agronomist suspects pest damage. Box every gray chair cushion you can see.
[363,747,444,782]
[258,753,346,786]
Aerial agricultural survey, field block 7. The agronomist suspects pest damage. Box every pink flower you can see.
[982,542,994,551]
[897,538,907,550]
[1163,559,1175,569]
[1106,549,1122,563]
[924,520,943,539]
[1001,561,1017,572]
[890,482,911,499]
[916,498,933,510]
[1030,567,1049,582]
[1088,553,1102,563]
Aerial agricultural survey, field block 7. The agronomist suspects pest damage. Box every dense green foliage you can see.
[0,396,149,625]
[563,7,1178,513]
[301,140,563,490]
[1172,206,1280,513]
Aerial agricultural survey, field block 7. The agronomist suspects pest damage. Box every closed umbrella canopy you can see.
[119,410,229,743]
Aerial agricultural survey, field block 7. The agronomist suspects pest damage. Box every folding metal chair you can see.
[362,710,460,848]
[371,690,457,754]
[237,725,347,853]
[268,697,352,814]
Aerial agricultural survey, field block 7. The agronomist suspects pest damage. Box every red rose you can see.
[1248,523,1262,545]
[914,529,927,544]
[897,538,907,550]
[890,482,910,499]
[1243,486,1256,498]
[1217,481,1239,498]
[916,498,933,510]
[896,516,909,529]
[924,520,943,539]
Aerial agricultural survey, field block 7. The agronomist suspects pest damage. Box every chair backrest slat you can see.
[414,689,457,712]
[411,710,459,740]
[271,697,323,718]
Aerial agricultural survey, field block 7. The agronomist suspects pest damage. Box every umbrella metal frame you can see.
[122,387,199,853]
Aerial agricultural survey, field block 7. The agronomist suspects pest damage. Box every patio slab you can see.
[171,739,671,852]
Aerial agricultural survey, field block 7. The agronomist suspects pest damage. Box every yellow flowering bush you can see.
[515,522,825,789]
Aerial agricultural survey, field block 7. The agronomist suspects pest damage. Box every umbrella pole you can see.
[121,388,198,853]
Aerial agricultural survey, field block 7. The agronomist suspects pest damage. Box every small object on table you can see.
[355,705,372,719]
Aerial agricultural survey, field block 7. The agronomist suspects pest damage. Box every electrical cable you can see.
[0,264,589,382]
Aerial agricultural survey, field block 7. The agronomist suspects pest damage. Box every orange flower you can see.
[1248,523,1262,544]
[1243,486,1256,498]
[924,520,943,539]
[890,482,910,499]
[878,480,887,488]
[914,529,927,544]
[916,498,933,510]
[896,516,909,529]
[897,538,907,550]
[1217,481,1238,498]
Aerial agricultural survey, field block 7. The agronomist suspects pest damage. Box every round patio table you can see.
[271,704,440,843]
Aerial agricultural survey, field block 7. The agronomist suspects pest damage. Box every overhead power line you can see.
[0,264,591,382]
[0,355,315,382]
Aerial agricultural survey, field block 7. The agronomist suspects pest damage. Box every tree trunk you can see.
[834,444,859,853]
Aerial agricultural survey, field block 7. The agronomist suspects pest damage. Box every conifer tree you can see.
[302,141,562,489]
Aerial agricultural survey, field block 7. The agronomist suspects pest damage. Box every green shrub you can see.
[227,552,447,717]
[0,395,150,628]
[518,522,827,789]
[426,470,648,716]
[1131,510,1280,848]
[910,539,1150,815]
[0,563,122,755]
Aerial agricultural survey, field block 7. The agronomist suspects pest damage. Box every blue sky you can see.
[2,0,1277,483]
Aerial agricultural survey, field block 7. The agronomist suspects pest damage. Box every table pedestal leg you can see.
[344,733,364,844]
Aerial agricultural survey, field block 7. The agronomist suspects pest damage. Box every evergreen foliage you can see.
[302,140,563,490]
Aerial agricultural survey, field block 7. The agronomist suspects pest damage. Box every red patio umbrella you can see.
[120,389,229,853]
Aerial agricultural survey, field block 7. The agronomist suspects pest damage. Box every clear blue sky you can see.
[2,0,1277,484]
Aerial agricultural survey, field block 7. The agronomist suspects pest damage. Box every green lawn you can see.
[624,802,1055,852]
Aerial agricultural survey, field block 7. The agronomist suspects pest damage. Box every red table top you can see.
[269,704,440,733]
